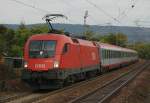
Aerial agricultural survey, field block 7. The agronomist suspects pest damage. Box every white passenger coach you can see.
[99,43,138,70]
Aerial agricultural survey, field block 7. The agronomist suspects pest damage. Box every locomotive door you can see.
[77,44,83,69]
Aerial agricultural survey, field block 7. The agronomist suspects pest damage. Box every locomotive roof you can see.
[29,33,72,41]
[29,33,96,47]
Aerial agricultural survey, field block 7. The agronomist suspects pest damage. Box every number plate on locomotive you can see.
[35,64,46,68]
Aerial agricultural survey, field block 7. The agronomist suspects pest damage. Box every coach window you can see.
[102,49,105,59]
[107,50,110,59]
[104,50,105,59]
[103,50,105,59]
[117,51,119,58]
[113,51,115,58]
[120,52,122,57]
[114,51,116,58]
[102,49,103,58]
[109,50,111,58]
[108,50,109,59]
[103,49,105,59]
[110,50,112,58]
[110,50,111,58]
[115,51,117,58]
[101,49,104,58]
[106,50,108,59]
[109,50,110,58]
[109,50,110,59]
[107,50,108,59]
[111,51,112,58]
[105,50,107,59]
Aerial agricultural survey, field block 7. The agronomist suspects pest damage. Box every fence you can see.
[0,57,24,91]
[3,57,24,69]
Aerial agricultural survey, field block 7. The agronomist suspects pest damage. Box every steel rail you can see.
[0,92,31,103]
[99,61,150,103]
[69,61,149,103]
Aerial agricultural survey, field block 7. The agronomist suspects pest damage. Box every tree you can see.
[84,30,95,40]
[90,34,102,41]
[30,25,48,34]
[115,32,127,47]
[83,25,95,40]
[14,22,31,57]
[99,32,127,47]
[0,25,16,56]
[0,25,7,57]
[127,42,150,59]
[0,25,7,34]
[100,33,116,45]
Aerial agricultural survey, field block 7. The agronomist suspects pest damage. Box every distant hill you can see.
[3,23,150,42]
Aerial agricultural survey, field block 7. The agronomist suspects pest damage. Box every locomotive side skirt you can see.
[22,65,100,89]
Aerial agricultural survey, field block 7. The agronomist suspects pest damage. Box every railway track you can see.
[1,61,145,103]
[70,61,150,103]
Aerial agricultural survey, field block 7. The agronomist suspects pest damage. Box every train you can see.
[22,33,138,90]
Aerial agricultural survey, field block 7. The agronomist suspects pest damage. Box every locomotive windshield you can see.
[29,40,56,58]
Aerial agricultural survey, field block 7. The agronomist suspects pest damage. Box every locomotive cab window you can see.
[62,43,69,54]
[29,40,56,58]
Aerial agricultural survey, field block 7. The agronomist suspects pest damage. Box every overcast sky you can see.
[0,0,150,27]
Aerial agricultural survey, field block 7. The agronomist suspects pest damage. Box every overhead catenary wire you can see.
[9,0,121,25]
[84,0,121,24]
[8,0,149,27]
[118,0,139,20]
[59,0,109,26]
[9,0,49,13]
[58,0,100,25]
[9,0,80,24]
[55,0,95,24]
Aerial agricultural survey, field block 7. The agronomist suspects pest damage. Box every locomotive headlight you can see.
[24,61,28,68]
[54,60,59,68]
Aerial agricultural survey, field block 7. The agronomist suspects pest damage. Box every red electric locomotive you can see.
[22,34,101,89]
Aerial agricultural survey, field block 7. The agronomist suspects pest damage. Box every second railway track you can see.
[70,61,150,103]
